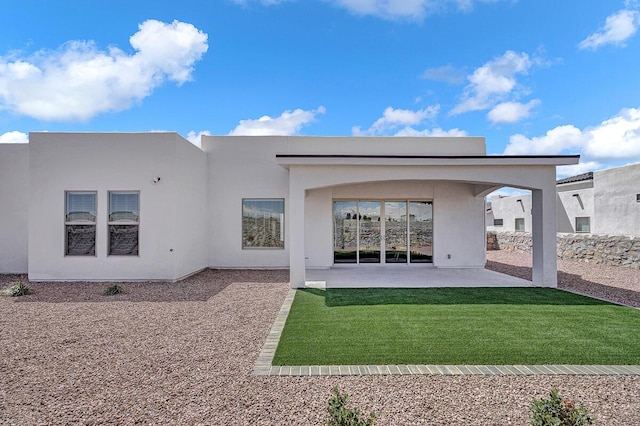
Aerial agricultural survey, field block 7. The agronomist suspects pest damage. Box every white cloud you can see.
[450,51,532,116]
[0,20,208,121]
[0,130,28,143]
[353,105,440,135]
[186,130,211,148]
[393,127,467,137]
[503,107,640,176]
[504,125,585,155]
[322,0,507,20]
[579,8,640,50]
[584,107,640,159]
[229,106,326,136]
[421,64,466,84]
[557,161,601,179]
[488,187,530,199]
[231,0,509,20]
[333,0,429,20]
[487,99,541,124]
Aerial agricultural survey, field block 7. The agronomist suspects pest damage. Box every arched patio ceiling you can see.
[277,154,579,194]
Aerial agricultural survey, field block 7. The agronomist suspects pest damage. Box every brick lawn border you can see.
[253,289,640,376]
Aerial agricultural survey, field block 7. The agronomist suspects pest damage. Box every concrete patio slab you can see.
[305,265,533,288]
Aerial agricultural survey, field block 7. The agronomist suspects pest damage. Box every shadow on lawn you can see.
[300,286,613,307]
[487,260,640,309]
[4,269,289,303]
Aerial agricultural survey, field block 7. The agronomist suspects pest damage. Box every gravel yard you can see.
[2,257,640,425]
[487,250,640,308]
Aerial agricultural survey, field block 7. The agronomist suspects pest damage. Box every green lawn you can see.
[272,288,640,366]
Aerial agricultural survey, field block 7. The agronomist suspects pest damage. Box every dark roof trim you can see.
[556,172,593,185]
[276,154,581,159]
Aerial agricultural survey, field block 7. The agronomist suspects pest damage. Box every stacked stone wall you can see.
[334,219,432,249]
[487,231,640,269]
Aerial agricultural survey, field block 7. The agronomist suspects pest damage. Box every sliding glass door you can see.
[333,201,358,263]
[334,200,432,264]
[384,201,407,263]
[358,201,381,263]
[409,201,433,263]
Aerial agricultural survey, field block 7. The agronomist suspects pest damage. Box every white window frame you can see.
[493,219,504,226]
[515,218,525,232]
[108,191,140,256]
[65,191,97,256]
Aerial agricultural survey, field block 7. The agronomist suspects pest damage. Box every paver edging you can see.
[254,289,640,377]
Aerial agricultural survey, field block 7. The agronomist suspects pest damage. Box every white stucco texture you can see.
[0,144,29,273]
[0,133,577,287]
[27,132,208,281]
[594,165,640,236]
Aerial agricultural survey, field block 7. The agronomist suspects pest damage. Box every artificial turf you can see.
[272,287,640,366]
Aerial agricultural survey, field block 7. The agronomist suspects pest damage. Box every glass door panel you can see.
[409,201,433,263]
[384,201,407,263]
[333,201,358,263]
[358,201,381,263]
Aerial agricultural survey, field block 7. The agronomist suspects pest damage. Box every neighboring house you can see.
[0,133,577,287]
[487,163,640,236]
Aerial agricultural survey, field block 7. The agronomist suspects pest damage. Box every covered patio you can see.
[305,265,532,288]
[279,152,579,289]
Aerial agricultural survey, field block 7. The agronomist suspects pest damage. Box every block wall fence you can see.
[487,231,640,269]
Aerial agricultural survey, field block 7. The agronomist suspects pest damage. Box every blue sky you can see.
[1,0,639,179]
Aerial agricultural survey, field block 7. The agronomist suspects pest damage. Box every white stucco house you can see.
[0,132,578,287]
[487,163,640,236]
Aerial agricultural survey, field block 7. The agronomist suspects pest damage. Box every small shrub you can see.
[530,388,594,426]
[4,279,31,297]
[327,387,376,426]
[104,284,124,296]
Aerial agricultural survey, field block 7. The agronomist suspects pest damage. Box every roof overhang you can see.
[276,154,580,169]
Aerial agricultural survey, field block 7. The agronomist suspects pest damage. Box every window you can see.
[333,200,432,264]
[408,201,433,263]
[515,218,525,231]
[637,194,640,202]
[493,219,504,226]
[242,199,284,248]
[576,217,590,233]
[108,191,139,255]
[65,191,97,255]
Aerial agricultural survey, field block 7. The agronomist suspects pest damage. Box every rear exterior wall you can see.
[27,133,207,281]
[0,144,29,273]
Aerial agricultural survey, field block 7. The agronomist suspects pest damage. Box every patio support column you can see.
[289,168,306,288]
[531,185,558,287]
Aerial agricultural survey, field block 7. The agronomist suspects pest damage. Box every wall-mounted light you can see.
[152,177,161,184]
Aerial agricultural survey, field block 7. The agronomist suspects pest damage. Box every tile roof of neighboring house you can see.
[556,172,593,185]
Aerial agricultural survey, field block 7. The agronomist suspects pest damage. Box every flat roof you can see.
[276,154,580,168]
